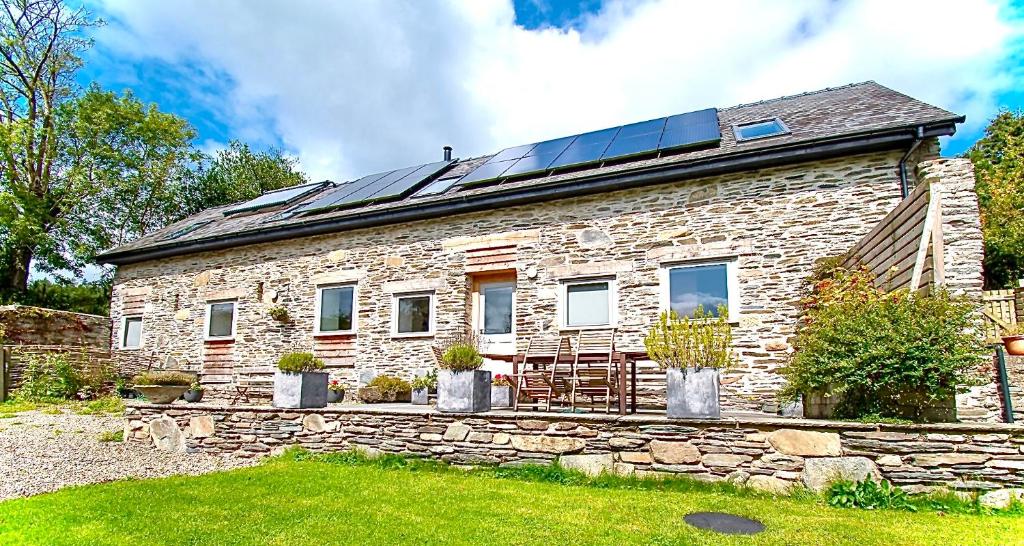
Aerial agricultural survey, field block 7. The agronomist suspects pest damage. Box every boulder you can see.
[702,453,752,468]
[876,454,902,467]
[517,420,550,431]
[747,474,794,495]
[609,437,646,449]
[510,435,586,454]
[189,415,215,438]
[979,488,1024,510]
[768,429,841,457]
[492,433,511,445]
[649,440,701,464]
[149,417,185,453]
[443,422,472,442]
[802,456,881,493]
[619,451,653,465]
[559,454,614,476]
[302,414,327,433]
[911,453,990,466]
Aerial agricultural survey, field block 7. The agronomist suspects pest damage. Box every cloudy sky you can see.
[85,0,1023,182]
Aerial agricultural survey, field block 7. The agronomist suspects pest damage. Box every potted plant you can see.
[357,375,412,402]
[327,379,346,403]
[268,305,290,323]
[410,372,436,405]
[644,305,733,419]
[184,381,205,403]
[1002,324,1024,356]
[132,371,196,404]
[273,352,328,409]
[491,374,514,408]
[437,341,490,413]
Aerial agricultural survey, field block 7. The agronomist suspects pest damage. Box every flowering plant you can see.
[492,374,513,387]
[328,379,346,392]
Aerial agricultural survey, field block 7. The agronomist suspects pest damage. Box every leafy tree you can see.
[7,278,110,316]
[965,109,1024,289]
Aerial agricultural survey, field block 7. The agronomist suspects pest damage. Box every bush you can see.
[267,305,290,322]
[643,305,734,371]
[132,371,195,386]
[410,371,436,390]
[367,375,411,396]
[277,352,324,373]
[16,353,85,401]
[782,266,988,419]
[827,478,915,511]
[440,343,483,372]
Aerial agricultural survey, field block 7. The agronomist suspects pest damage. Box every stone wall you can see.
[127,403,1024,497]
[0,305,110,346]
[111,148,988,413]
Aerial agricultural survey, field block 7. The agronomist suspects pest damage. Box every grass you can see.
[0,450,1020,546]
[0,396,124,418]
[97,430,123,443]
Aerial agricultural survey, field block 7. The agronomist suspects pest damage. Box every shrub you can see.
[277,352,324,373]
[492,374,513,387]
[132,371,195,386]
[328,379,346,392]
[267,305,290,322]
[827,478,915,511]
[410,371,436,390]
[440,343,483,372]
[643,305,734,371]
[782,266,988,420]
[16,353,83,401]
[367,375,411,396]
[74,395,125,415]
[187,381,204,393]
[98,430,124,442]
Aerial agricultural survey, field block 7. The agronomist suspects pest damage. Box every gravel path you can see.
[0,410,257,500]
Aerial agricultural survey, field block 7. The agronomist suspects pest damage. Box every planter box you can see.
[437,370,491,413]
[273,371,328,409]
[134,385,188,404]
[804,388,956,423]
[666,367,720,419]
[411,387,429,405]
[804,389,843,419]
[491,386,512,408]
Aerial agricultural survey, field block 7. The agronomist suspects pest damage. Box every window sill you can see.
[391,332,435,339]
[204,337,236,343]
[314,331,357,338]
[118,346,142,351]
[560,324,616,331]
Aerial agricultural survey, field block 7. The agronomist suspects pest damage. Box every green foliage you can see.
[440,343,483,372]
[132,371,195,386]
[782,267,988,420]
[828,479,915,511]
[14,353,106,401]
[1,279,111,315]
[965,109,1024,289]
[72,395,124,415]
[267,305,289,322]
[643,305,734,371]
[366,375,411,396]
[276,352,324,373]
[410,371,437,390]
[97,429,123,443]
[187,381,204,393]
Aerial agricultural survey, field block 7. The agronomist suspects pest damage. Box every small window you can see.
[316,285,356,334]
[206,301,237,340]
[733,118,788,141]
[121,316,143,349]
[158,219,213,241]
[393,292,434,336]
[562,279,615,328]
[660,261,739,319]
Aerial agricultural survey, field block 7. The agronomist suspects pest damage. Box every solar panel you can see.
[333,164,423,207]
[287,160,454,214]
[616,117,666,139]
[458,159,517,185]
[488,143,537,163]
[222,182,329,215]
[413,176,461,198]
[367,160,452,201]
[502,152,564,179]
[602,131,663,160]
[547,141,611,170]
[660,108,720,150]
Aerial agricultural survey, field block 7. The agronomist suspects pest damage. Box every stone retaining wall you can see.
[127,404,1024,497]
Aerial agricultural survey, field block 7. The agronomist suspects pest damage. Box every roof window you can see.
[733,118,788,141]
[158,220,213,241]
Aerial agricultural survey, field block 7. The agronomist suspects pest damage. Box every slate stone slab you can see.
[683,512,765,535]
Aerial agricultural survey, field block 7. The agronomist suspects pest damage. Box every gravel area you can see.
[0,410,258,500]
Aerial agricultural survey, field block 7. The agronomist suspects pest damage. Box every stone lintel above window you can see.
[647,242,753,264]
[547,260,633,280]
[382,278,445,294]
[203,287,247,302]
[312,270,365,285]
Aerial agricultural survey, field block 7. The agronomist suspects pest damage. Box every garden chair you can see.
[569,329,618,413]
[513,335,573,412]
[231,367,275,405]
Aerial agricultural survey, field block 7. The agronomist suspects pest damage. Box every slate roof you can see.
[97,81,963,264]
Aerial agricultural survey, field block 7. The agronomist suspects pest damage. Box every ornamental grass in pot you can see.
[437,342,490,413]
[644,305,733,419]
[273,352,328,409]
[1002,324,1024,356]
[132,371,196,404]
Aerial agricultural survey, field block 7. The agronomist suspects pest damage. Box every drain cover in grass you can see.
[683,512,765,535]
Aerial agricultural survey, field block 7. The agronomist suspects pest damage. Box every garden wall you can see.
[127,404,1024,495]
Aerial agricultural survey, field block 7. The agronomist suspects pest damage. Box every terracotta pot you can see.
[1003,335,1024,356]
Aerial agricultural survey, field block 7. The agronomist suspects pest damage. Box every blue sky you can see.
[84,0,1022,180]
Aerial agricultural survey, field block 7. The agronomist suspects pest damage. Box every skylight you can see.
[733,118,788,141]
[158,220,213,241]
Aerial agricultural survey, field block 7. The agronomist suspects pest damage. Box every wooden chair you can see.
[570,329,618,413]
[231,367,275,405]
[513,335,573,412]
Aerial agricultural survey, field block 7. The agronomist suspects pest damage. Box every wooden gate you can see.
[983,289,1018,341]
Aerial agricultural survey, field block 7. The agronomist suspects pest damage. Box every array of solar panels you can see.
[223,181,331,215]
[456,107,720,187]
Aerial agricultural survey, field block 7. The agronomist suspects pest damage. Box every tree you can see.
[965,109,1024,289]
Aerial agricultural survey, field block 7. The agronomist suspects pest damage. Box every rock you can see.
[702,453,752,467]
[189,415,215,438]
[613,463,635,476]
[302,414,327,433]
[149,417,185,453]
[747,475,794,495]
[974,434,1009,443]
[745,433,767,443]
[517,420,549,431]
[443,423,472,442]
[755,453,803,471]
[357,386,382,403]
[802,457,881,493]
[552,422,578,431]
[725,470,750,485]
[876,454,902,467]
[559,454,614,476]
[985,459,1024,470]
[619,451,653,465]
[768,429,841,457]
[979,488,1024,510]
[492,433,511,445]
[911,453,990,466]
[609,437,646,449]
[510,435,586,454]
[649,440,701,464]
[467,432,493,443]
[419,433,443,442]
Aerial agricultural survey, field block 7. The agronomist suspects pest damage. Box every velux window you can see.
[562,279,615,328]
[734,118,788,141]
[317,285,356,334]
[121,316,143,349]
[393,292,434,336]
[206,301,237,340]
[660,261,738,319]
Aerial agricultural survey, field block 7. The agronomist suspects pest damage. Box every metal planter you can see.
[273,371,328,409]
[666,367,720,419]
[437,370,491,413]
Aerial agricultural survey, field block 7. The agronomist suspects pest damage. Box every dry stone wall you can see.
[112,149,981,412]
[126,404,1024,496]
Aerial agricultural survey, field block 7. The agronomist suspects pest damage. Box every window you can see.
[393,292,434,336]
[316,285,356,334]
[121,316,143,349]
[733,118,788,141]
[158,219,213,241]
[561,279,615,329]
[205,301,237,340]
[660,261,739,319]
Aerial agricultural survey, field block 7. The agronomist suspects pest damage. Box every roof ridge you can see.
[720,81,876,112]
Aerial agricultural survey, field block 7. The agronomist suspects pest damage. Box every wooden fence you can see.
[983,288,1021,341]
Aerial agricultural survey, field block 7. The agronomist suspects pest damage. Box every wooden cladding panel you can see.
[314,334,356,368]
[202,340,235,384]
[122,294,146,315]
[466,245,517,273]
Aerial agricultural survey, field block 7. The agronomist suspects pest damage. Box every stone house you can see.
[97,81,987,413]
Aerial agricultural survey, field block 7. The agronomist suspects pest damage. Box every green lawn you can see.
[0,456,1021,546]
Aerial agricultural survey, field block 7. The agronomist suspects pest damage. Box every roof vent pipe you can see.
[443,146,453,162]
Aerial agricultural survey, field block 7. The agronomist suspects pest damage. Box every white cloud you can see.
[94,0,1020,181]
